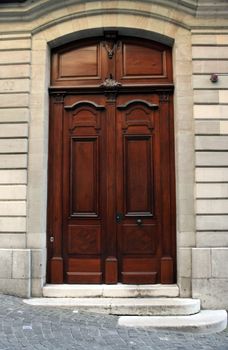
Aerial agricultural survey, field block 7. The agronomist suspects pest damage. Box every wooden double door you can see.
[48,35,176,284]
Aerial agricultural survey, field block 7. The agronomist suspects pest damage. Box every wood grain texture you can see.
[71,137,99,216]
[116,38,172,85]
[51,40,103,86]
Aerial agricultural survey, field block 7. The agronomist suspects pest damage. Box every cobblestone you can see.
[0,294,227,350]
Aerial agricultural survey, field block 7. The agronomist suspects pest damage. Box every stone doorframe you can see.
[28,14,194,297]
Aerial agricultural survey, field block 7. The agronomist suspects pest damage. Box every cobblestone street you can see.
[0,294,227,350]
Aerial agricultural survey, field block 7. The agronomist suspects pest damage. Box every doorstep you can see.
[118,310,227,334]
[42,283,180,298]
[24,284,228,334]
[24,297,200,316]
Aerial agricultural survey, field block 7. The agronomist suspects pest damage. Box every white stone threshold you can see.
[24,297,200,316]
[43,284,179,298]
[118,310,228,334]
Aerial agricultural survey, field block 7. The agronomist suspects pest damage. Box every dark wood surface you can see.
[47,35,176,284]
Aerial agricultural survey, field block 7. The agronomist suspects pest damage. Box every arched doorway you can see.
[47,32,176,284]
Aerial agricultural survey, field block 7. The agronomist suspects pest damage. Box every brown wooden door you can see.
[48,35,176,284]
[116,94,161,284]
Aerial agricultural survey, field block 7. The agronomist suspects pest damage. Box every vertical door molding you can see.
[104,95,118,283]
[47,93,65,283]
[159,92,176,283]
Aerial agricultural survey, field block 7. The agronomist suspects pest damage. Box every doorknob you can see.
[136,218,142,226]
[116,213,123,223]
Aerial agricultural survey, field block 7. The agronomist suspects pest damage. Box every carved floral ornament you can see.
[100,75,122,90]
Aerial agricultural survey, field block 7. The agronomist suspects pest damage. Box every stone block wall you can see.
[0,34,31,297]
[192,30,228,308]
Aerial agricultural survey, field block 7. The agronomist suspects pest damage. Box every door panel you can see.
[51,39,106,86]
[122,258,158,284]
[124,135,153,215]
[116,38,172,84]
[121,225,157,254]
[59,44,99,78]
[71,137,99,216]
[123,44,164,76]
[67,258,102,283]
[67,225,101,254]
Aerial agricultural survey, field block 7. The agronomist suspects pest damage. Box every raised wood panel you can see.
[123,258,158,272]
[67,258,101,272]
[124,135,153,215]
[66,258,102,283]
[122,272,157,284]
[68,225,101,254]
[71,108,101,132]
[123,43,165,77]
[71,137,99,217]
[67,273,102,283]
[51,40,104,86]
[122,225,157,254]
[116,39,172,85]
[59,45,99,78]
[122,258,158,284]
[118,100,156,131]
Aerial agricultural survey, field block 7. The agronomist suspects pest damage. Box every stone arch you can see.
[48,27,174,49]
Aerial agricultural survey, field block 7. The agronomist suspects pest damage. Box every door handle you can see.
[116,213,123,223]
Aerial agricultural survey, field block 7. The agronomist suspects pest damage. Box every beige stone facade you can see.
[0,0,227,308]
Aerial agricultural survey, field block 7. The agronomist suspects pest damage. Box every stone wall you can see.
[0,34,32,296]
[192,30,228,308]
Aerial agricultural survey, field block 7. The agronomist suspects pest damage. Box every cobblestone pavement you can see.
[0,294,227,350]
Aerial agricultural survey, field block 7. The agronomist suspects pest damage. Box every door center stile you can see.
[103,92,118,283]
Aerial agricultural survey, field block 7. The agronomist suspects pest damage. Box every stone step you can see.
[24,297,200,316]
[43,284,179,298]
[118,310,228,334]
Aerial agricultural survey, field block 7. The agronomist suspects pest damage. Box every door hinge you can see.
[50,236,54,243]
